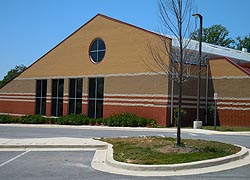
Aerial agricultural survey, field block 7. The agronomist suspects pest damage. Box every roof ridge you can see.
[95,13,170,40]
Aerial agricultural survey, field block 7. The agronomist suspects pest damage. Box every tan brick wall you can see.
[209,58,247,77]
[212,79,250,98]
[18,15,169,79]
[105,74,168,95]
[0,79,35,94]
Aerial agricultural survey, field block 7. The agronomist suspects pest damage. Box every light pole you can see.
[192,13,203,129]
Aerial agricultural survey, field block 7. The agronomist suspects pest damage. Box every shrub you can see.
[125,113,140,127]
[90,118,96,125]
[20,115,46,124]
[138,118,147,127]
[107,116,115,127]
[0,112,157,128]
[106,113,152,127]
[0,115,12,123]
[82,117,89,125]
[147,119,156,127]
[58,114,88,125]
[47,117,59,124]
[96,118,103,125]
[102,118,108,126]
[12,117,21,123]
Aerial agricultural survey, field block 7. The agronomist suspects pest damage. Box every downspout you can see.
[170,67,174,125]
[205,58,209,124]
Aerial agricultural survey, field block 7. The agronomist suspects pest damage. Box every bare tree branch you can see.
[147,0,197,145]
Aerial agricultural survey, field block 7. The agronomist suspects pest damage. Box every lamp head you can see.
[192,13,202,19]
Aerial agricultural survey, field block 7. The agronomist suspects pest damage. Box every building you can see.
[0,14,249,127]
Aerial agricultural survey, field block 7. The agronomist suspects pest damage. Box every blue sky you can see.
[1,0,250,79]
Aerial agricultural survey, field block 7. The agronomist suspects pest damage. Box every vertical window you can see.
[51,79,64,117]
[68,78,83,114]
[88,77,104,118]
[35,80,47,115]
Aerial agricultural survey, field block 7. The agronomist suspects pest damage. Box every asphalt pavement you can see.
[0,124,250,179]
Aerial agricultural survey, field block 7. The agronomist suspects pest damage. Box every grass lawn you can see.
[101,137,241,165]
[203,126,250,132]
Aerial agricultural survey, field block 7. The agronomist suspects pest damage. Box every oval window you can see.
[89,38,106,63]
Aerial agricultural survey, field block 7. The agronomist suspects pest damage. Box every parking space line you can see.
[0,151,30,168]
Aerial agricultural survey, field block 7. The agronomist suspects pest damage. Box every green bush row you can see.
[0,115,15,124]
[0,113,156,127]
[107,113,155,127]
[0,115,47,124]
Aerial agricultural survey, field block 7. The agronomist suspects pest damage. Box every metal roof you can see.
[169,37,250,63]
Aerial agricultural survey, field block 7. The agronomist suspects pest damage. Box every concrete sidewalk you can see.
[0,137,108,151]
[1,123,250,136]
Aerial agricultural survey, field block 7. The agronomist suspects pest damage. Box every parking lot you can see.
[1,150,250,180]
[0,151,97,180]
[0,125,250,180]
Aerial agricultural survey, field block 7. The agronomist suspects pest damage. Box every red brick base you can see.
[1,100,250,127]
[218,109,250,127]
[103,105,168,126]
[0,101,35,115]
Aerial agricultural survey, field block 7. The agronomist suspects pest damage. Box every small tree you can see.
[0,64,27,88]
[173,107,187,127]
[190,24,235,48]
[148,0,197,145]
[235,34,250,52]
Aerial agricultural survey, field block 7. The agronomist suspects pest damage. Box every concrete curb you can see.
[106,144,248,171]
[92,142,250,176]
[0,138,108,151]
[1,124,250,136]
[0,144,108,151]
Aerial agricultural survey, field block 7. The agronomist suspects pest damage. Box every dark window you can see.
[35,80,47,115]
[89,38,106,63]
[68,78,83,114]
[51,79,64,117]
[88,77,104,118]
